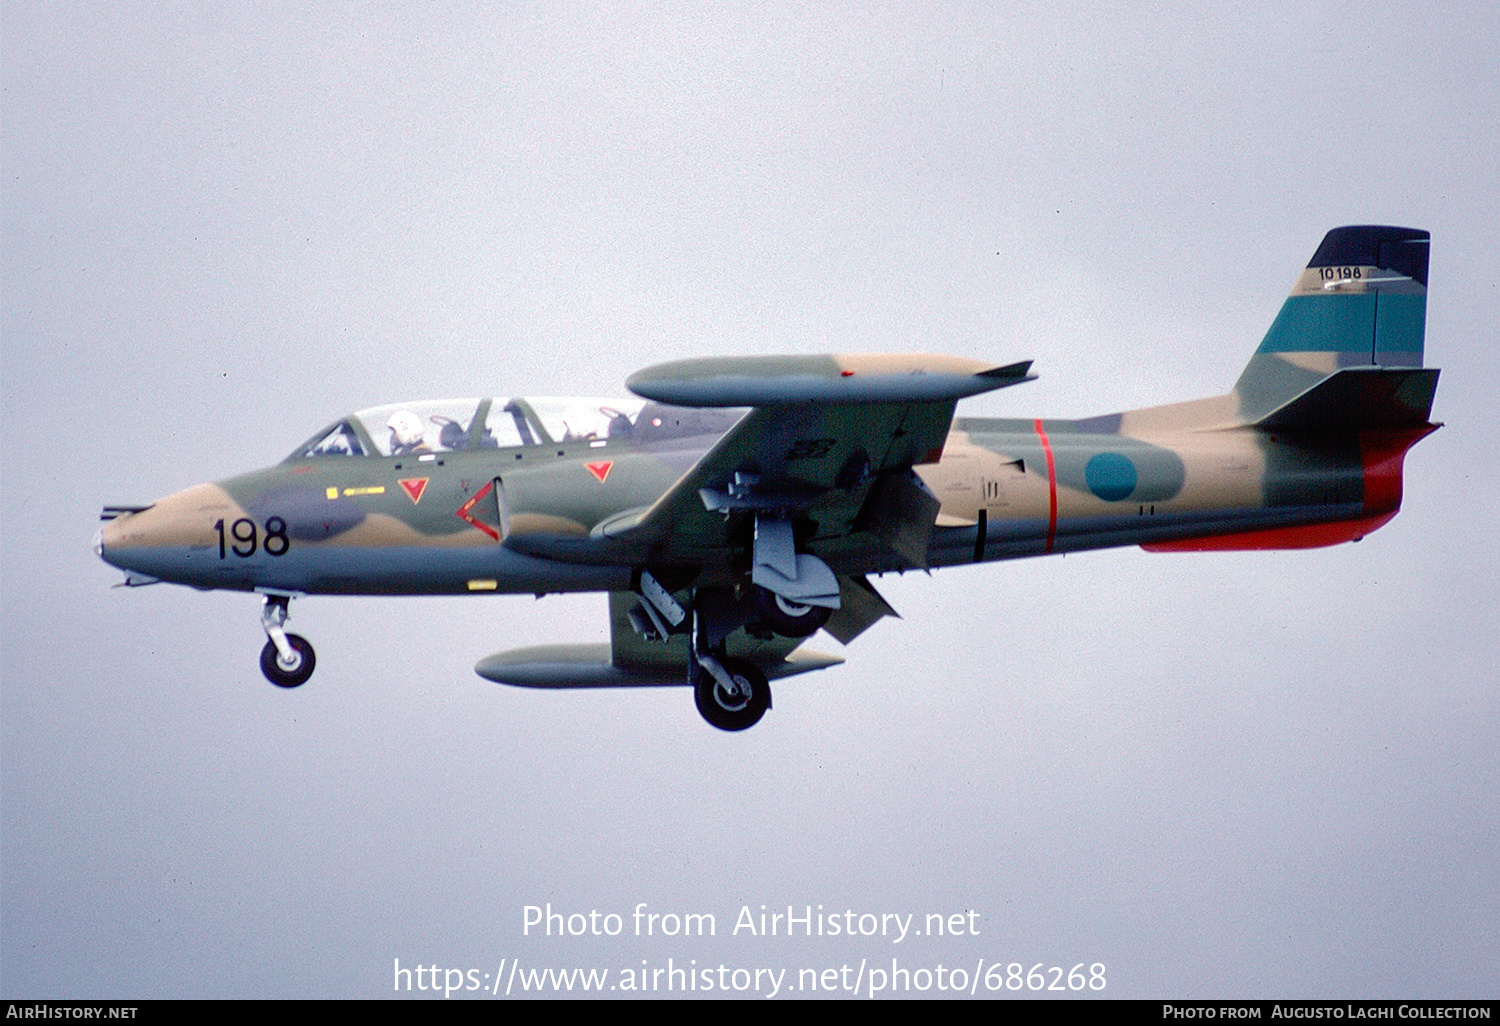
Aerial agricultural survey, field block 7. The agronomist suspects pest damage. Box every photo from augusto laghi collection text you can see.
[392,902,1110,998]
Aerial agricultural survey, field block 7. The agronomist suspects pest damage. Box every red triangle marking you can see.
[586,461,613,483]
[399,477,429,504]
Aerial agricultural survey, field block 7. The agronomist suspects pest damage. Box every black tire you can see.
[752,585,832,638]
[260,634,316,688]
[693,657,770,731]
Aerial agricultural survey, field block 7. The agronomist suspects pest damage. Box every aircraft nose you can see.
[97,482,242,582]
[97,504,156,576]
[97,511,129,565]
[98,503,154,562]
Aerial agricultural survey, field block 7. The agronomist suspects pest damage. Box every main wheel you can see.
[693,657,770,731]
[752,585,832,638]
[260,634,316,688]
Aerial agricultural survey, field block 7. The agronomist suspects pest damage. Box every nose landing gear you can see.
[259,594,316,688]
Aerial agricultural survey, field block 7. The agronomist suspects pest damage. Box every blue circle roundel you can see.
[1085,452,1137,501]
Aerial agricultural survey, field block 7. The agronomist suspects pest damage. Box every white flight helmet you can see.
[387,410,426,453]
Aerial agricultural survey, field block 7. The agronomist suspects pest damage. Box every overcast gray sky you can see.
[4,2,1497,999]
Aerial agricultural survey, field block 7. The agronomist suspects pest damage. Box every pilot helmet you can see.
[387,410,426,452]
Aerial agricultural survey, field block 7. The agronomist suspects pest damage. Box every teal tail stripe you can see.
[1373,292,1427,356]
[1256,292,1426,355]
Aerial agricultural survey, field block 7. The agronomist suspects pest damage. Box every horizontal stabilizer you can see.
[1254,367,1439,431]
[627,354,1034,407]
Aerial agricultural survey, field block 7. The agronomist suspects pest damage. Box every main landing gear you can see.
[259,594,315,688]
[628,573,776,732]
[692,656,770,732]
[750,585,831,638]
[686,585,775,732]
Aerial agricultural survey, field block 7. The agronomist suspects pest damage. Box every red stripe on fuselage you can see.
[1034,418,1058,553]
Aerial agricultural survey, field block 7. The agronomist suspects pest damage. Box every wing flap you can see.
[824,575,900,645]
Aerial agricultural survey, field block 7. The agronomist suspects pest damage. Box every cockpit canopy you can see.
[288,397,741,461]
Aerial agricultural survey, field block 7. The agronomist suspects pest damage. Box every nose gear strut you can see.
[259,594,316,688]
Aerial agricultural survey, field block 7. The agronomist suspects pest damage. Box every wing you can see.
[477,354,1032,691]
[595,354,1035,574]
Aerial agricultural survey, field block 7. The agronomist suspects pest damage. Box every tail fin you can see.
[1234,226,1431,425]
[1143,227,1438,553]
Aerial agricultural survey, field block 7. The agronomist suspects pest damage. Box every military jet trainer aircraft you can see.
[98,226,1440,730]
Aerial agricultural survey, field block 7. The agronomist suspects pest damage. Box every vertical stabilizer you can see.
[1233,226,1429,424]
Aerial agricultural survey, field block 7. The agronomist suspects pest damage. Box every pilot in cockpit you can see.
[386,410,431,455]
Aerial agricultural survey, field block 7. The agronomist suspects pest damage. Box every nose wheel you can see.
[260,634,316,688]
[259,594,316,688]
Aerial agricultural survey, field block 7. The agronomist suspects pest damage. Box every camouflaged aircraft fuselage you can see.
[99,226,1440,730]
